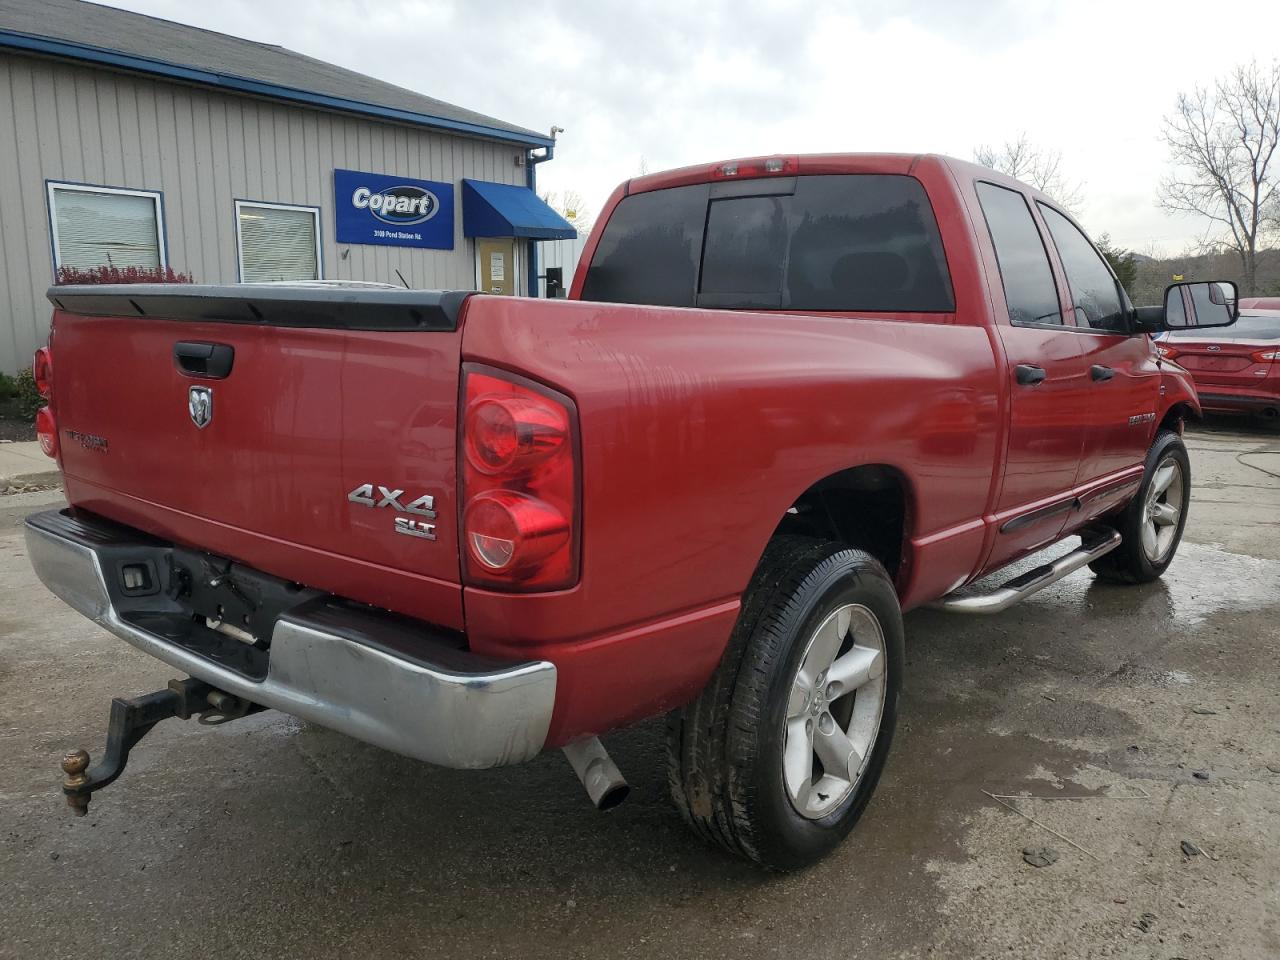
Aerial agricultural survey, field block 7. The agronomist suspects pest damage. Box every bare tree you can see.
[1160,60,1280,296]
[541,189,594,236]
[974,134,1084,210]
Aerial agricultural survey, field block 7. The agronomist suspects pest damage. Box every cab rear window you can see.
[581,174,955,313]
[1168,313,1280,339]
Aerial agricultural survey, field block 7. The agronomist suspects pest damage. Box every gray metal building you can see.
[0,0,574,373]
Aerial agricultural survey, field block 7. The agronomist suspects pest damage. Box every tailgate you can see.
[47,284,470,629]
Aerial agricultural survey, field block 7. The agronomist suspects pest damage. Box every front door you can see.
[477,238,518,296]
[1035,202,1160,514]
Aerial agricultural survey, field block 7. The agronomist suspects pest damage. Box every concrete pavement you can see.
[0,441,59,491]
[0,419,1277,959]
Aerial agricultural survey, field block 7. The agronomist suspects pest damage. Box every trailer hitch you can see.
[60,678,261,816]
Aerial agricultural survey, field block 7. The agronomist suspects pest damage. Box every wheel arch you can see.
[1157,362,1202,436]
[768,464,914,586]
[1159,399,1200,436]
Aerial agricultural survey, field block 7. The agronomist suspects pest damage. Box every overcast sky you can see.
[107,0,1278,254]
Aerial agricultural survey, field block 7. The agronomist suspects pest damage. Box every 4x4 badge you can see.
[347,483,437,540]
[188,386,213,429]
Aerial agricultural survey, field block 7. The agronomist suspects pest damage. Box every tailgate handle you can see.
[174,342,235,379]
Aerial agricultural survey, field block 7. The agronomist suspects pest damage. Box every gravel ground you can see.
[0,418,1277,960]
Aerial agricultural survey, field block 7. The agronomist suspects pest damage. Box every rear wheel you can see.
[666,536,904,870]
[1090,430,1191,583]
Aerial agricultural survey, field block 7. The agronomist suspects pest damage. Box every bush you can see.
[13,367,43,419]
[55,265,193,285]
[0,371,17,399]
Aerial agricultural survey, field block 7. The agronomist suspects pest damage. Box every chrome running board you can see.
[927,527,1122,615]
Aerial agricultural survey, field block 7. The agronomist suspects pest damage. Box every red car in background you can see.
[1158,308,1280,423]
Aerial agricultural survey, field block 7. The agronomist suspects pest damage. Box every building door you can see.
[477,239,518,295]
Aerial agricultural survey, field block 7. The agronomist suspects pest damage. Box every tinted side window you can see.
[976,183,1062,326]
[580,184,708,306]
[1038,204,1125,330]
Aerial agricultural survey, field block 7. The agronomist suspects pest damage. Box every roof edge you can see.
[0,28,555,149]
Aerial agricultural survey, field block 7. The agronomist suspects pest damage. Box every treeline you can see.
[1120,248,1280,306]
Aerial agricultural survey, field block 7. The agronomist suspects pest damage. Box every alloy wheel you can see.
[782,603,888,820]
[1141,455,1185,564]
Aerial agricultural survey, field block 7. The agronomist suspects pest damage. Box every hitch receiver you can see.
[60,678,259,816]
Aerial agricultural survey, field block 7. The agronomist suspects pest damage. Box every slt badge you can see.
[189,386,213,429]
[347,483,437,540]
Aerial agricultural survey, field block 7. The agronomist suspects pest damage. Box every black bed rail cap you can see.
[46,283,472,332]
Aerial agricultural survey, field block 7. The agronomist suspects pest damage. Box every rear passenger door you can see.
[975,182,1091,564]
[1036,203,1159,511]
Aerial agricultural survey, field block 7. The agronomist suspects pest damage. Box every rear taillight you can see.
[35,406,57,457]
[460,366,579,590]
[1252,348,1280,362]
[712,156,799,179]
[33,346,56,458]
[1156,344,1179,360]
[33,346,53,398]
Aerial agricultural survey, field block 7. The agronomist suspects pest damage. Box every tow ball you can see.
[59,677,260,816]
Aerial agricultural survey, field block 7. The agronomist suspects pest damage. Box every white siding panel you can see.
[537,235,590,297]
[0,51,535,371]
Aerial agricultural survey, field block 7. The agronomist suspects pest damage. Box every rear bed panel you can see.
[50,291,468,629]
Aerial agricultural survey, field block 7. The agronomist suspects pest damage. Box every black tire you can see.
[1251,411,1280,432]
[1089,430,1191,584]
[666,536,905,870]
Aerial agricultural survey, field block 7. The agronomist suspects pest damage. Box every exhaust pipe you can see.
[562,737,630,810]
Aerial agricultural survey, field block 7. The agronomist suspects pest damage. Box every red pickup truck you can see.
[27,153,1236,869]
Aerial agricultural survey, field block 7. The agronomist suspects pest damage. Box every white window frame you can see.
[234,199,323,282]
[47,181,167,271]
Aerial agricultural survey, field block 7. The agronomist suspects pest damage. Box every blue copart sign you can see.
[334,169,455,249]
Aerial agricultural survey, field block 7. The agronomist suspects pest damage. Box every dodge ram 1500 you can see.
[27,153,1237,868]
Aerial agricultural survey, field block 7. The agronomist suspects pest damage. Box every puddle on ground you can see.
[947,537,1280,627]
[1108,666,1195,687]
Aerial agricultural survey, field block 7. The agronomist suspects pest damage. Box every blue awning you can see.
[462,179,577,240]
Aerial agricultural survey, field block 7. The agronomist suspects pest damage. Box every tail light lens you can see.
[1251,348,1280,362]
[460,365,579,590]
[33,346,53,398]
[33,346,56,458]
[35,406,58,457]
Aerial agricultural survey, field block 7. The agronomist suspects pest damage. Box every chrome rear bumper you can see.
[24,509,556,768]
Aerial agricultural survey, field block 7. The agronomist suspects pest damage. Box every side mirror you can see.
[1134,280,1239,332]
